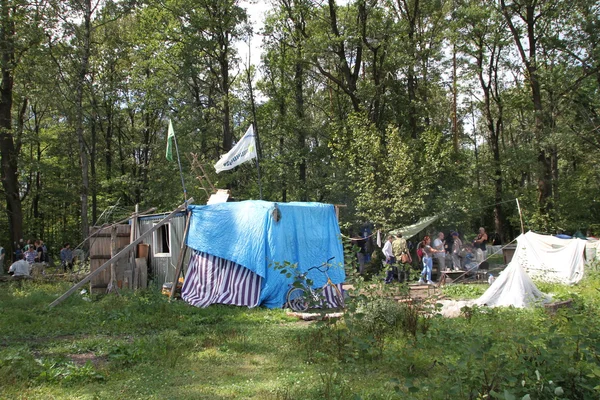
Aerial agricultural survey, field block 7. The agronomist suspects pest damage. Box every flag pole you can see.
[168,119,187,203]
[173,133,187,203]
[253,123,263,200]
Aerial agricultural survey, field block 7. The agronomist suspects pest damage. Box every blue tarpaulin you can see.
[186,201,345,308]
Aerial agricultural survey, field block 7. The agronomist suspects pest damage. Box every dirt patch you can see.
[68,352,107,368]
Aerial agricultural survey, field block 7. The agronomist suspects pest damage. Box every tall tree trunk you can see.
[90,118,97,225]
[501,0,554,220]
[397,0,420,139]
[220,51,232,152]
[105,101,113,180]
[295,55,307,201]
[75,0,92,247]
[0,0,23,258]
[476,35,506,241]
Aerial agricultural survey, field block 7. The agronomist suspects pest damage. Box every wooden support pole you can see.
[129,204,139,287]
[49,199,193,308]
[169,210,192,300]
[516,198,525,234]
[107,225,119,293]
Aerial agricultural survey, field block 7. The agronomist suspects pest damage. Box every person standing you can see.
[392,233,410,282]
[41,240,49,264]
[433,232,446,273]
[383,235,396,283]
[418,236,441,285]
[473,227,488,261]
[0,245,5,273]
[9,253,31,276]
[34,240,43,263]
[451,232,463,270]
[60,243,74,272]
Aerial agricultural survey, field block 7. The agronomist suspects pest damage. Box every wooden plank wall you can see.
[89,224,131,293]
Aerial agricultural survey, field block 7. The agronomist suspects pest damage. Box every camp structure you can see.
[475,230,588,308]
[51,199,346,309]
[181,201,345,309]
[509,231,587,285]
[84,208,189,294]
[475,260,551,308]
[50,200,192,307]
[137,211,190,286]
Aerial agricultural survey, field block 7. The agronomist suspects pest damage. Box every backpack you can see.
[417,247,424,259]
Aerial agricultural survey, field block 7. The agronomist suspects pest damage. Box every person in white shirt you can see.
[433,232,446,272]
[9,254,31,276]
[382,235,396,283]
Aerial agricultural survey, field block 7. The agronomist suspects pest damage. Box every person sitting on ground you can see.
[392,233,411,282]
[451,232,462,271]
[14,243,23,262]
[9,253,30,276]
[34,240,44,263]
[24,245,37,265]
[418,236,442,285]
[383,235,396,283]
[60,243,74,272]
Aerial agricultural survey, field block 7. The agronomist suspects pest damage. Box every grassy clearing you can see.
[1,275,600,399]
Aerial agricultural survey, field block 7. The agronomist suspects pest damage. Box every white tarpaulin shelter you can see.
[475,231,587,308]
[585,238,600,262]
[514,231,587,285]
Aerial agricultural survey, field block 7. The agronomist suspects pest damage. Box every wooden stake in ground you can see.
[106,225,120,294]
[169,210,192,300]
[49,199,193,308]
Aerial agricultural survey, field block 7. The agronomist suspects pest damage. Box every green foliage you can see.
[442,283,487,299]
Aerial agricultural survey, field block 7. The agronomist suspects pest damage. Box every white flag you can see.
[214,125,257,173]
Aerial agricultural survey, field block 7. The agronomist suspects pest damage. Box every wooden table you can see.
[440,269,488,284]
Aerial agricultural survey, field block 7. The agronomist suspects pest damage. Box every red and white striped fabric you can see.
[182,251,262,308]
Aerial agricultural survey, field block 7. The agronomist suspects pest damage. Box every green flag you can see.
[166,119,175,161]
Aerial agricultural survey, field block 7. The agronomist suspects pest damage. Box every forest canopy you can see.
[1,0,599,256]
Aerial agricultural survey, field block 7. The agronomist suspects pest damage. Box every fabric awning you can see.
[389,215,439,239]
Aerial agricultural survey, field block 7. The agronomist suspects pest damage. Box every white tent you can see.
[475,261,551,308]
[475,231,586,308]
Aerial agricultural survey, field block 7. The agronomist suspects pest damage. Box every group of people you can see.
[7,240,75,277]
[381,227,489,285]
[9,240,47,277]
[382,233,412,283]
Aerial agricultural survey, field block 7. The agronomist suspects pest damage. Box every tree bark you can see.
[501,0,554,218]
[75,0,92,248]
[0,0,23,258]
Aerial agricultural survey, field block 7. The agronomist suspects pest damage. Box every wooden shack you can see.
[88,211,190,293]
[89,224,132,294]
[137,211,189,286]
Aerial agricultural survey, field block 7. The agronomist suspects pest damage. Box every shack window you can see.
[153,223,171,257]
